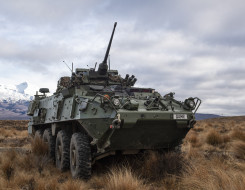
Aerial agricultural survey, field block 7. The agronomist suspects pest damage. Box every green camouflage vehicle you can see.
[27,22,201,179]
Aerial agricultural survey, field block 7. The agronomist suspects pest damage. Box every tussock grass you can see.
[223,134,231,143]
[1,157,14,181]
[89,175,107,189]
[105,167,147,190]
[0,117,245,189]
[141,151,184,181]
[31,136,49,156]
[181,159,245,190]
[231,129,245,142]
[232,141,245,159]
[185,133,202,148]
[206,129,223,146]
[61,179,87,190]
[187,134,198,144]
[192,126,204,132]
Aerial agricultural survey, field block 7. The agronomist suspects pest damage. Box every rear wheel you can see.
[43,128,56,161]
[70,133,92,179]
[56,130,70,171]
[34,129,43,139]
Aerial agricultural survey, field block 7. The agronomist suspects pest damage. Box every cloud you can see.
[0,0,245,116]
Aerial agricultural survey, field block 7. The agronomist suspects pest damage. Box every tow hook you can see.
[110,114,121,129]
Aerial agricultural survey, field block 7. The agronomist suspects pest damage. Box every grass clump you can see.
[181,157,245,190]
[61,179,87,190]
[232,141,245,159]
[186,133,201,147]
[1,158,14,181]
[0,150,17,181]
[105,167,147,190]
[231,129,245,142]
[206,130,223,146]
[141,151,184,181]
[31,136,48,156]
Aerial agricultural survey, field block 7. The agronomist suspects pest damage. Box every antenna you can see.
[63,61,72,73]
[94,62,97,70]
[72,62,74,72]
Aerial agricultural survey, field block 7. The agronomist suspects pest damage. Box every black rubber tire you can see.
[43,128,56,161]
[70,133,92,179]
[56,130,70,171]
[34,129,43,140]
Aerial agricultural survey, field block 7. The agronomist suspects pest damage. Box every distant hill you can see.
[195,113,221,120]
[0,83,32,120]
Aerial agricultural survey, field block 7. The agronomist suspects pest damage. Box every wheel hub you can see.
[71,149,76,167]
[57,145,62,161]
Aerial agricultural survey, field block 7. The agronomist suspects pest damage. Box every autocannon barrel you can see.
[98,22,117,75]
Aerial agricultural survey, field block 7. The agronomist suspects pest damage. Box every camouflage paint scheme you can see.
[27,22,201,162]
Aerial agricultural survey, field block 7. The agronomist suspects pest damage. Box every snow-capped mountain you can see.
[0,82,32,119]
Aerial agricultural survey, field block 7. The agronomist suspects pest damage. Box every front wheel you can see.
[70,133,92,179]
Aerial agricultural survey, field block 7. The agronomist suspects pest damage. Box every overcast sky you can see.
[0,0,245,116]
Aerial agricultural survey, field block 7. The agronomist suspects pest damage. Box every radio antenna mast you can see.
[63,61,72,73]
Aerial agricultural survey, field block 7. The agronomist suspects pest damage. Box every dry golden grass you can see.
[231,140,245,159]
[31,136,49,156]
[61,179,87,190]
[140,151,183,181]
[1,157,15,181]
[231,129,245,142]
[0,117,244,189]
[206,129,224,146]
[105,167,147,190]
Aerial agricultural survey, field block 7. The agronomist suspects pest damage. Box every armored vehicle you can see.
[27,22,201,179]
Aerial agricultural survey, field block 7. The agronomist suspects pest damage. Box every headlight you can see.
[188,100,195,108]
[185,98,196,110]
[113,98,120,106]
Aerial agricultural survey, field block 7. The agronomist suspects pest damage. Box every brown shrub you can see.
[46,180,60,190]
[17,153,35,171]
[140,151,184,181]
[180,153,245,190]
[0,128,12,138]
[61,179,87,190]
[1,157,15,181]
[14,174,36,190]
[16,148,51,174]
[33,155,51,174]
[181,164,245,190]
[160,175,179,190]
[231,129,245,142]
[184,144,202,160]
[231,141,245,159]
[192,127,204,132]
[31,136,48,156]
[223,135,231,143]
[105,167,147,190]
[186,133,201,147]
[89,175,107,189]
[206,130,223,146]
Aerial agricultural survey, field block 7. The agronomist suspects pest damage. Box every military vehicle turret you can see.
[27,22,201,179]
